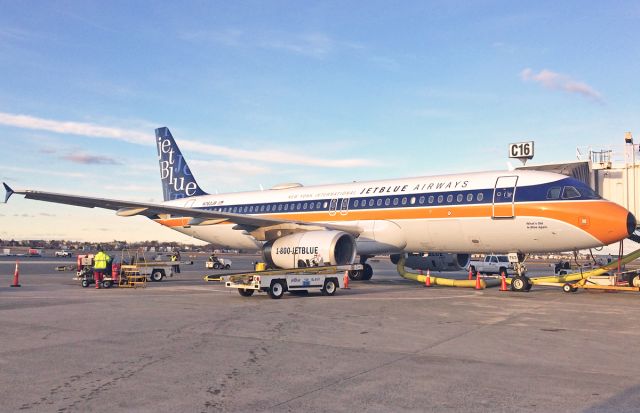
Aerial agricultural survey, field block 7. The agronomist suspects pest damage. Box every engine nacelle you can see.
[390,253,470,272]
[263,231,356,269]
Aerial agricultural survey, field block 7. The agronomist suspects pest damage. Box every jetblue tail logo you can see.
[156,127,207,201]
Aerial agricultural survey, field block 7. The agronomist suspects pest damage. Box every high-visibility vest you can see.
[94,251,110,269]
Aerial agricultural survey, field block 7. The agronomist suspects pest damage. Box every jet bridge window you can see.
[562,186,581,199]
[546,187,561,200]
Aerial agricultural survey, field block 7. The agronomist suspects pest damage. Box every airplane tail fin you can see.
[155,127,208,201]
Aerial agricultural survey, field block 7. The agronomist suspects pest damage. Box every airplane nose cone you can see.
[628,212,637,236]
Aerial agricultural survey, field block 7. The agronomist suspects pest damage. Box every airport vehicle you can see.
[55,250,72,257]
[3,127,636,290]
[27,248,42,257]
[220,265,352,299]
[468,255,512,276]
[74,253,180,286]
[205,256,232,270]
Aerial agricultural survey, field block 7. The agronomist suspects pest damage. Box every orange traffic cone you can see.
[425,269,431,287]
[500,270,508,291]
[475,271,482,290]
[468,267,473,280]
[343,270,350,289]
[10,260,21,287]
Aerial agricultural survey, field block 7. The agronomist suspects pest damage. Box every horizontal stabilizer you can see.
[3,182,14,203]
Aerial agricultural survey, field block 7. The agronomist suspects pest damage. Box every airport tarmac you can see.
[1,254,640,412]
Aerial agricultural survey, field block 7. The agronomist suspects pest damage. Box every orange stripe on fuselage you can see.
[154,200,629,245]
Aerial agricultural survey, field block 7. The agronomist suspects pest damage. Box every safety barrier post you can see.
[475,271,482,290]
[425,269,431,287]
[10,260,21,287]
[468,268,473,281]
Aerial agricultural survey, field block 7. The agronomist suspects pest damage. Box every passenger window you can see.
[402,197,407,205]
[369,199,374,207]
[562,186,581,199]
[377,199,382,207]
[303,202,308,210]
[446,195,453,203]
[393,198,399,206]
[456,194,463,202]
[385,198,391,206]
[419,196,425,204]
[467,193,473,202]
[297,203,302,210]
[354,200,359,207]
[249,206,254,212]
[477,193,484,202]
[284,204,289,211]
[317,202,322,209]
[323,202,328,209]
[546,187,561,200]
[491,256,498,263]
[428,196,434,204]
[437,195,443,203]
[410,197,416,205]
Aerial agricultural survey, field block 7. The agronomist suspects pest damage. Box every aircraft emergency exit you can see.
[3,127,636,283]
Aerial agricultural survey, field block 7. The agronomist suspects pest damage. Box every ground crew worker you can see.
[171,250,181,274]
[93,247,110,289]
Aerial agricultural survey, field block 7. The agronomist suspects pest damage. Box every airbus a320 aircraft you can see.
[3,127,636,289]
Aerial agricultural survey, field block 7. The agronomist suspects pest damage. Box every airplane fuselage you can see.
[156,169,633,255]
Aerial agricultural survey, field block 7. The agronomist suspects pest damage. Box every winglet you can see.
[3,182,14,203]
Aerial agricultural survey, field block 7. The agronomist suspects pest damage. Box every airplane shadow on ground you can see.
[582,385,640,413]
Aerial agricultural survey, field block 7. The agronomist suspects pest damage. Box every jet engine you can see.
[390,253,470,272]
[263,230,357,269]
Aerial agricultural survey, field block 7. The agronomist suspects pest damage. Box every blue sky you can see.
[1,1,639,242]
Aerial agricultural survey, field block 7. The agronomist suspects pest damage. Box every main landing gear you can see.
[349,255,373,281]
[509,253,531,292]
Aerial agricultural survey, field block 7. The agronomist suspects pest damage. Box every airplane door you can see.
[329,198,338,216]
[340,198,350,216]
[492,176,518,218]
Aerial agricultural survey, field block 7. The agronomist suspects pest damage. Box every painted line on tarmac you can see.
[331,293,478,301]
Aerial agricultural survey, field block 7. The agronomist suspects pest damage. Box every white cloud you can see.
[520,68,603,102]
[0,112,150,144]
[180,29,362,60]
[0,112,374,168]
[2,165,84,178]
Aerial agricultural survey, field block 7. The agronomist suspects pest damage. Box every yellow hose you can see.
[396,255,501,288]
[505,247,640,285]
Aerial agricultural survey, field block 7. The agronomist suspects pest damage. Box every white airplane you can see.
[3,127,636,289]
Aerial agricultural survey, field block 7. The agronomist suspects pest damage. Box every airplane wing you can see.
[2,183,361,236]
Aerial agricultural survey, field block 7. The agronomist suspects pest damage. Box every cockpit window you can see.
[579,185,601,199]
[546,187,561,200]
[562,186,581,199]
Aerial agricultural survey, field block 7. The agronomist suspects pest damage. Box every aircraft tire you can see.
[362,264,373,280]
[511,275,529,292]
